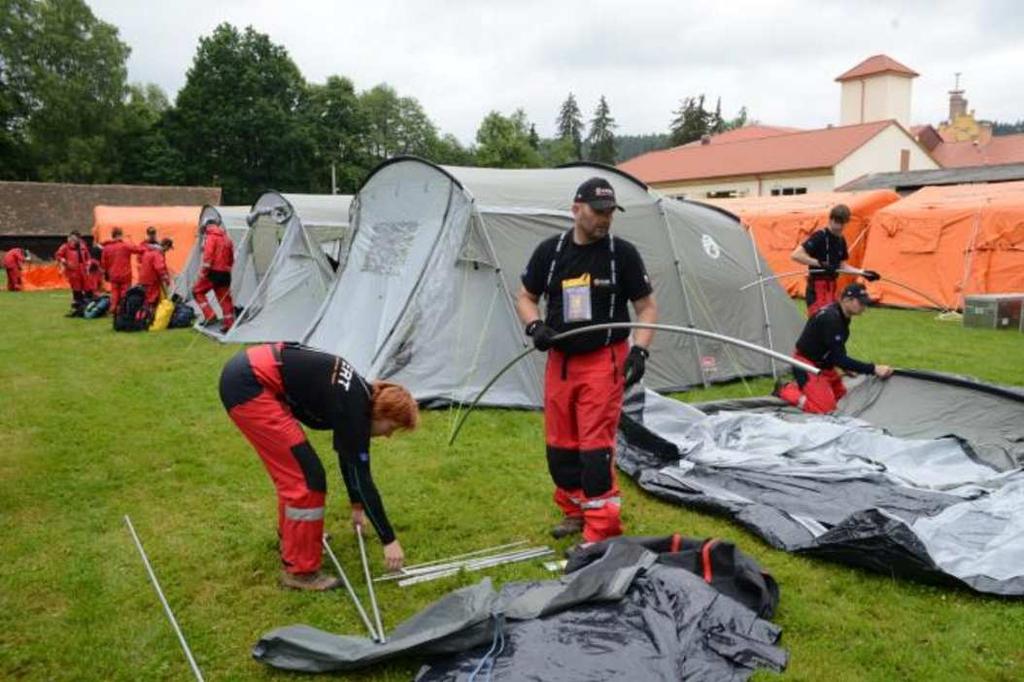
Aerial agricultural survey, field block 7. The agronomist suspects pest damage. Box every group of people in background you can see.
[51,226,173,318]
[4,216,234,333]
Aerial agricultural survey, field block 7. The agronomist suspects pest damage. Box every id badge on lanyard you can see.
[561,273,592,322]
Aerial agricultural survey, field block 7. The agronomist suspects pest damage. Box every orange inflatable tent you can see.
[22,263,68,290]
[91,205,201,280]
[703,190,901,297]
[862,182,1024,309]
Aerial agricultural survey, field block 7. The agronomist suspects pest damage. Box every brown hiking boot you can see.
[551,515,584,539]
[279,570,342,591]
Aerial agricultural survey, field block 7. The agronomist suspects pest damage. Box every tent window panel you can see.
[361,221,418,275]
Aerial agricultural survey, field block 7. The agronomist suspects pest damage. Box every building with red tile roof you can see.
[619,119,937,199]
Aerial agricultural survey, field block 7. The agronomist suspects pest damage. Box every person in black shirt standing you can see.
[791,204,880,317]
[776,283,893,413]
[516,177,658,544]
[219,343,419,591]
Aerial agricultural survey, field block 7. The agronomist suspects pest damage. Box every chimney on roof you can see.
[948,72,967,121]
[700,134,711,145]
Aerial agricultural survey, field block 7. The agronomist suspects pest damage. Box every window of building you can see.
[770,187,807,196]
[705,190,741,199]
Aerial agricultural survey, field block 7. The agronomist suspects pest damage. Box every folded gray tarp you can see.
[617,370,1024,596]
[254,542,786,679]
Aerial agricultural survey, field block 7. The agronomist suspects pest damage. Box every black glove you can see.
[525,320,557,352]
[623,346,650,387]
[862,269,881,282]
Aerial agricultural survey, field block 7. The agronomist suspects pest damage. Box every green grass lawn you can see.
[1,288,1022,681]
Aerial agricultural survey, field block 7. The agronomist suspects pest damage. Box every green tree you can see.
[555,92,584,159]
[1,0,131,182]
[669,95,713,146]
[358,84,442,162]
[427,133,474,166]
[0,0,36,179]
[305,75,366,193]
[167,23,312,203]
[538,137,575,167]
[727,106,749,131]
[586,95,617,164]
[474,109,542,168]
[113,83,185,185]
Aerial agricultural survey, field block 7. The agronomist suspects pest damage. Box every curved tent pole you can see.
[740,269,955,313]
[446,322,821,446]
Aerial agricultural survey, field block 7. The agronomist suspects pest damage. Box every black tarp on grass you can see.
[617,371,1024,596]
[253,542,786,679]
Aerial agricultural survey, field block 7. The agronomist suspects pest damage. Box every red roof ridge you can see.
[660,120,892,154]
[618,120,907,184]
[836,55,918,82]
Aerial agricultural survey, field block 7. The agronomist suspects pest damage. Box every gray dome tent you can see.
[302,157,803,407]
[199,191,351,343]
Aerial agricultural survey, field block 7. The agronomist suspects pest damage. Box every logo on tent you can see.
[701,234,721,260]
[362,221,418,275]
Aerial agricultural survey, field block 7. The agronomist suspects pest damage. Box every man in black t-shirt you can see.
[516,177,658,544]
[776,283,893,413]
[791,204,880,316]
[219,343,419,591]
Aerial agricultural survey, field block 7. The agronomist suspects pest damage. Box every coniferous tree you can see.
[586,95,617,164]
[556,92,584,159]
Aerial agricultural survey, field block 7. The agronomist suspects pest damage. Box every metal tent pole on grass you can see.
[124,515,205,682]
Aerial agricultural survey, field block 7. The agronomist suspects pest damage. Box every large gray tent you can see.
[302,157,802,407]
[199,191,351,343]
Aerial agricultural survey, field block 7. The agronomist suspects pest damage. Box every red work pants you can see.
[219,344,326,574]
[5,267,21,291]
[108,279,130,314]
[194,271,234,325]
[545,340,626,543]
[777,353,847,414]
[805,277,837,317]
[142,283,162,306]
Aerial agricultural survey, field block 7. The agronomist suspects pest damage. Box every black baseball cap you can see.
[842,283,871,304]
[574,177,625,212]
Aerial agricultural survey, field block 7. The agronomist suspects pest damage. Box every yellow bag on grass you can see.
[149,297,174,331]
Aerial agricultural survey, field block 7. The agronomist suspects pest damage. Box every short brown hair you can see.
[112,227,123,238]
[829,204,851,224]
[370,381,419,430]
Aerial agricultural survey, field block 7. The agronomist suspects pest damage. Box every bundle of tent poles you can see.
[375,540,554,588]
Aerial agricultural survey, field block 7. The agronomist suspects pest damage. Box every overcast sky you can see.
[90,0,1023,144]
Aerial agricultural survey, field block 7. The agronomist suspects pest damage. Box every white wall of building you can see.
[834,125,939,187]
[840,74,914,127]
[652,171,834,199]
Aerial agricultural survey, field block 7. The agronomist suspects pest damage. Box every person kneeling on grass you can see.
[775,283,893,413]
[219,343,418,591]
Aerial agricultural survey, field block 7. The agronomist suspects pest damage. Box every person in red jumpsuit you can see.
[138,238,173,306]
[3,247,28,291]
[776,283,893,413]
[219,343,419,590]
[55,231,92,316]
[193,217,235,333]
[516,177,658,545]
[100,227,142,314]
